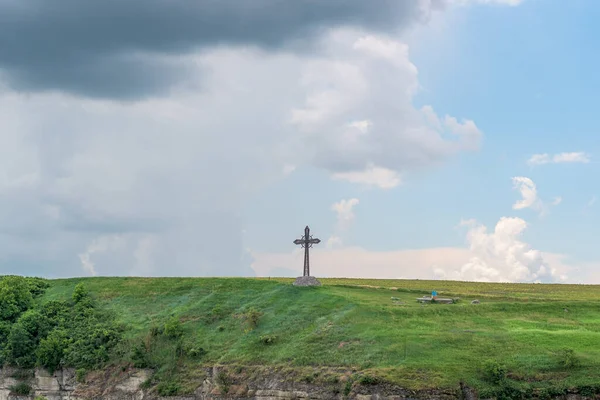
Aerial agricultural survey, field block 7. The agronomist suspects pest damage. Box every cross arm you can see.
[308,238,321,244]
[293,239,304,245]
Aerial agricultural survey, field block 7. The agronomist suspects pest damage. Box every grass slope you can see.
[42,277,600,394]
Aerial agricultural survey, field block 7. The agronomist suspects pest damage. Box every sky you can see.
[0,0,599,283]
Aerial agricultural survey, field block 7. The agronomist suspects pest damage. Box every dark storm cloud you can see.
[0,0,444,99]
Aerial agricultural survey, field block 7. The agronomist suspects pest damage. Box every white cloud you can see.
[331,198,360,228]
[291,31,482,183]
[327,198,360,247]
[552,197,562,206]
[332,164,402,189]
[252,216,570,283]
[451,0,524,5]
[78,235,126,276]
[0,11,490,278]
[527,152,591,166]
[439,217,565,282]
[326,235,344,249]
[512,176,545,215]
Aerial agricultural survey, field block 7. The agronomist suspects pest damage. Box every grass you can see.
[39,277,600,394]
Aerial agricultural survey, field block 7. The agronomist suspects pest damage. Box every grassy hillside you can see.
[5,277,600,397]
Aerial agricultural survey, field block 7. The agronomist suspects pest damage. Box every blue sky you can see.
[245,0,600,282]
[0,0,598,282]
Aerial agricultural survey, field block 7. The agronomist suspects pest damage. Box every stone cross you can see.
[293,225,321,276]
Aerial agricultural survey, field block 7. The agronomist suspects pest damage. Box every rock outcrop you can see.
[0,366,595,400]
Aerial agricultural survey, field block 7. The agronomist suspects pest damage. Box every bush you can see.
[63,323,122,369]
[187,345,206,358]
[259,334,277,345]
[156,381,182,396]
[131,341,151,368]
[40,300,70,322]
[216,370,232,393]
[164,317,184,338]
[0,282,122,373]
[76,368,87,383]
[26,277,50,297]
[0,276,34,322]
[343,379,354,396]
[358,374,380,385]
[37,329,69,372]
[556,348,580,369]
[241,308,263,330]
[9,382,32,396]
[481,359,506,384]
[150,325,163,337]
[72,283,90,304]
[5,323,37,368]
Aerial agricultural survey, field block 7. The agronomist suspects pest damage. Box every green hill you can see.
[2,276,600,398]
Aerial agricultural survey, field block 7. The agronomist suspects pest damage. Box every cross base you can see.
[292,276,322,287]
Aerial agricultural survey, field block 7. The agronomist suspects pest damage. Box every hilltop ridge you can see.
[2,276,600,398]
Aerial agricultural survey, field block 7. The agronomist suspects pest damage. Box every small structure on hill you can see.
[416,296,457,304]
[292,225,322,286]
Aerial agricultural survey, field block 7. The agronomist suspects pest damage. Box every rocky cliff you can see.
[0,366,464,400]
[0,367,593,400]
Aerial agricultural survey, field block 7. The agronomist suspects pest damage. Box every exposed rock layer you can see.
[0,367,594,400]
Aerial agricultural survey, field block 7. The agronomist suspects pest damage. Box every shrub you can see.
[140,378,153,390]
[259,334,277,345]
[131,341,150,368]
[156,381,182,396]
[63,323,122,369]
[5,323,37,368]
[481,359,506,384]
[205,305,228,323]
[40,300,70,322]
[164,317,184,338]
[241,308,263,330]
[578,384,600,397]
[72,283,90,304]
[150,325,164,337]
[187,346,207,358]
[9,382,32,396]
[37,329,69,372]
[0,276,34,322]
[25,277,50,297]
[75,368,87,383]
[0,282,122,373]
[343,379,354,396]
[358,374,380,385]
[216,370,232,393]
[19,309,52,340]
[556,348,580,369]
[10,369,34,379]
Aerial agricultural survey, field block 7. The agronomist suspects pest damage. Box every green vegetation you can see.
[2,276,600,397]
[9,382,32,395]
[0,276,122,372]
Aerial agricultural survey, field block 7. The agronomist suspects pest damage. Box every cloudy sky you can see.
[1,0,598,283]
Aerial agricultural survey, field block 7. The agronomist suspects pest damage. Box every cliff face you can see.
[0,367,593,400]
[0,366,463,400]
